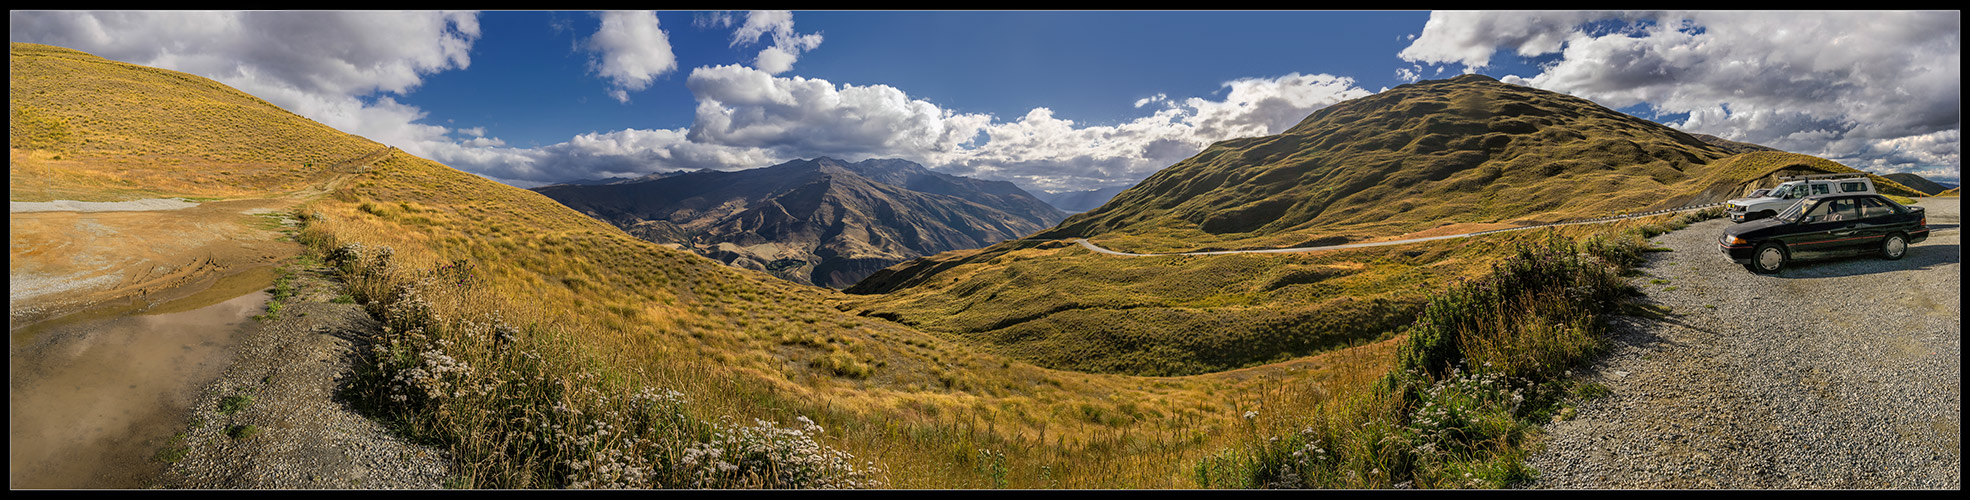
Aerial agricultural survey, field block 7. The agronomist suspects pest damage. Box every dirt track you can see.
[9,198,300,333]
[8,146,391,333]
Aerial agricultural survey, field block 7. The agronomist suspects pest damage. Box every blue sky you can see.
[11,11,1961,192]
[397,11,1464,149]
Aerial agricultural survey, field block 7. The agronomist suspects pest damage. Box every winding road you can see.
[1073,202,1723,257]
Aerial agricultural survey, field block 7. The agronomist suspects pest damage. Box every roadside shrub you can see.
[1216,230,1643,489]
[331,242,886,489]
[1394,232,1626,380]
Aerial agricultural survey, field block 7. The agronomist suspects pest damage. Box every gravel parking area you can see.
[1524,198,1959,489]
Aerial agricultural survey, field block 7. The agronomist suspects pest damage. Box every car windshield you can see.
[1749,189,1771,198]
[1776,199,1813,223]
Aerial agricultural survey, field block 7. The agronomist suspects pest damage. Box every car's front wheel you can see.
[1880,232,1908,260]
[1747,242,1788,274]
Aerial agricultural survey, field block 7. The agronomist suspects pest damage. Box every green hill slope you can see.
[847,74,1910,377]
[1040,74,1737,253]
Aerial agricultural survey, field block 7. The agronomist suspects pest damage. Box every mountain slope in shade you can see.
[533,157,1066,287]
[1034,185,1132,213]
[1691,133,1781,155]
[1883,172,1950,196]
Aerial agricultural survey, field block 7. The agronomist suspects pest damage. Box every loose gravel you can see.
[1524,199,1960,489]
[151,263,452,489]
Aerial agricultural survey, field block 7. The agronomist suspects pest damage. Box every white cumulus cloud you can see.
[445,66,1375,191]
[726,10,823,75]
[585,11,678,103]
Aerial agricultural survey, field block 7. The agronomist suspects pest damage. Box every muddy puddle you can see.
[9,270,272,489]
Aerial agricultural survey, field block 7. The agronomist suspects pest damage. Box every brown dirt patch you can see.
[9,197,302,334]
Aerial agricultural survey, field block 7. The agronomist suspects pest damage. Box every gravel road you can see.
[151,262,452,489]
[1524,198,1960,489]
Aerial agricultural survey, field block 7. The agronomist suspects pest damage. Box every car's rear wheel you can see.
[1747,242,1787,274]
[1881,232,1908,260]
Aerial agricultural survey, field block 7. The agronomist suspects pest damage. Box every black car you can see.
[1720,194,1930,274]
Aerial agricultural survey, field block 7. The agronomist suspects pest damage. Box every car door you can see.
[1819,197,1870,256]
[1853,196,1900,251]
[1784,199,1847,259]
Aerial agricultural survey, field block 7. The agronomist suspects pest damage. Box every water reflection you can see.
[9,288,269,488]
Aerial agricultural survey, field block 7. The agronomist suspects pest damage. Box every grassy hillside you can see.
[1038,74,1738,254]
[291,150,1402,486]
[12,41,1893,490]
[9,43,379,202]
[11,41,1425,489]
[848,76,1909,379]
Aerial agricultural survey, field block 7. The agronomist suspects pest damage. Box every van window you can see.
[1841,181,1866,193]
[1811,184,1831,195]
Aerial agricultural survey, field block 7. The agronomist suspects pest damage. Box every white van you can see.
[1725,173,1877,223]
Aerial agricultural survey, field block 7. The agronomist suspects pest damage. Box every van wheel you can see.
[1881,232,1908,260]
[1747,242,1787,274]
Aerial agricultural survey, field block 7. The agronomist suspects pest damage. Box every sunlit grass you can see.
[10,43,380,202]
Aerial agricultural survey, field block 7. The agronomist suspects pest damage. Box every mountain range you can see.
[532,157,1065,287]
[1883,172,1954,196]
[1032,185,1132,213]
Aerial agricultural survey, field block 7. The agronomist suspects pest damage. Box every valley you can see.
[9,39,1957,491]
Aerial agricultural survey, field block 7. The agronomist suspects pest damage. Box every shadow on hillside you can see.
[1773,242,1959,279]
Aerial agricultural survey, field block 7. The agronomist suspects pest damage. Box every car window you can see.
[1824,198,1859,221]
[1778,199,1810,222]
[1811,184,1831,195]
[1841,181,1867,193]
[1802,200,1831,218]
[1860,196,1900,218]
